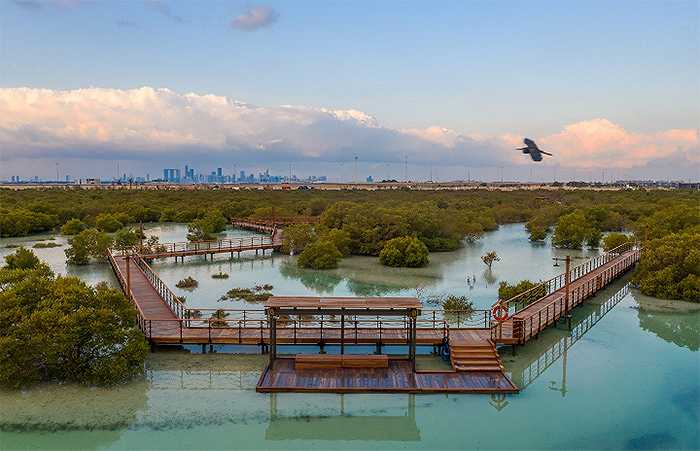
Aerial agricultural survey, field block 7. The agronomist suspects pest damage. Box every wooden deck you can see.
[256,358,518,393]
[107,240,640,395]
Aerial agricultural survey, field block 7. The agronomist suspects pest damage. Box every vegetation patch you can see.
[65,228,113,265]
[212,272,230,279]
[32,242,62,249]
[481,251,500,270]
[441,295,474,313]
[60,218,88,236]
[175,276,199,289]
[498,280,547,307]
[221,284,274,303]
[298,240,343,269]
[0,248,148,388]
[379,236,429,268]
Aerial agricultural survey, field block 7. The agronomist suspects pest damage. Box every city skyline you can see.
[0,0,698,181]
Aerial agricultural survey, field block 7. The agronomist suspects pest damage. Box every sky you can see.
[0,0,698,181]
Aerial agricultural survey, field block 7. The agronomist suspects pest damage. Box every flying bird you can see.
[517,138,552,162]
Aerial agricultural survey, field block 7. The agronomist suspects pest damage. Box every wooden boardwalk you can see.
[491,244,640,344]
[256,358,517,394]
[108,240,639,394]
[134,235,281,260]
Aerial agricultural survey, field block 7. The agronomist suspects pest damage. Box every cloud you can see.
[116,19,138,28]
[0,87,695,172]
[145,0,183,23]
[231,5,278,31]
[537,118,698,168]
[13,0,86,10]
[12,0,42,10]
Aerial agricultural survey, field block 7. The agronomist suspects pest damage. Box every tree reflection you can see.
[279,261,342,294]
[633,296,700,351]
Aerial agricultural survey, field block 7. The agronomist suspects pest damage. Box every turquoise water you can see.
[1,225,698,450]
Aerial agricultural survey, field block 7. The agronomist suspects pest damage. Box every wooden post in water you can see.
[564,255,571,314]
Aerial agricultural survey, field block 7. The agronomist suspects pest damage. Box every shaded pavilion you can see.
[264,296,422,368]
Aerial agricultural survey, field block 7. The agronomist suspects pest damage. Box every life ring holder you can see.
[491,303,509,322]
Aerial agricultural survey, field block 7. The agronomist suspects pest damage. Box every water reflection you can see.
[279,260,343,294]
[504,281,631,393]
[632,292,700,352]
[266,394,420,441]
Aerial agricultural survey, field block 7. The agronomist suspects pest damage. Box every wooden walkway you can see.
[256,358,517,394]
[134,235,281,260]
[107,241,640,394]
[490,244,640,344]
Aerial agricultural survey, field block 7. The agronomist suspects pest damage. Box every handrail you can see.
[107,250,149,332]
[132,254,186,319]
[493,241,638,314]
[125,235,276,257]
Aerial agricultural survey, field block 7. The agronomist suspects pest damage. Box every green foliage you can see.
[526,218,549,241]
[0,262,147,388]
[298,240,343,269]
[95,213,124,233]
[281,224,316,254]
[379,236,430,268]
[498,280,546,306]
[32,241,62,248]
[4,247,41,270]
[553,211,601,249]
[175,276,199,289]
[633,227,700,302]
[212,272,229,279]
[222,285,274,302]
[481,251,500,269]
[603,233,631,251]
[319,228,352,256]
[65,228,113,265]
[60,218,88,235]
[113,228,141,251]
[441,295,474,312]
[0,208,57,237]
[186,210,227,241]
[209,309,230,327]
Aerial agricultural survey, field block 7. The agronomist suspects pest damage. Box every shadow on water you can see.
[266,394,420,442]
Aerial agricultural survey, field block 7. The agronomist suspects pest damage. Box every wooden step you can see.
[450,349,496,357]
[451,359,501,366]
[453,365,504,372]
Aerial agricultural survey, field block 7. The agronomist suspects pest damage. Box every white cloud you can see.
[230,5,278,31]
[0,87,696,171]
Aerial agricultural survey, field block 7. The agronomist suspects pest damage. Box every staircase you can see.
[449,337,505,372]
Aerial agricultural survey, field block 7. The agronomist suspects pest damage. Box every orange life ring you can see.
[492,304,509,322]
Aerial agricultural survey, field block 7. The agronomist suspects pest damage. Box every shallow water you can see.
[1,225,698,450]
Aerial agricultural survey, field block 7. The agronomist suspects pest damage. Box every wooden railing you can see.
[494,241,639,314]
[135,315,450,346]
[107,250,149,332]
[124,235,276,257]
[132,254,186,319]
[491,243,640,343]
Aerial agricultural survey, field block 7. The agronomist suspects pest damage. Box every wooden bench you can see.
[294,354,389,370]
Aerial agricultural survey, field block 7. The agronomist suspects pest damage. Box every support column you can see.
[268,311,277,366]
[340,313,345,355]
[564,255,571,315]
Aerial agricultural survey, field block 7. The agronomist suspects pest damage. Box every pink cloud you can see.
[537,118,698,168]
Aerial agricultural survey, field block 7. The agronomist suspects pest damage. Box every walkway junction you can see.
[108,219,640,394]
